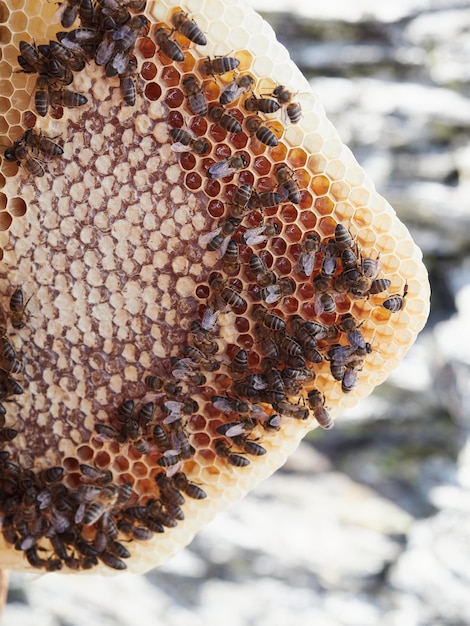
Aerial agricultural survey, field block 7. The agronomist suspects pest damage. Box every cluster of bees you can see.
[0,450,206,571]
[0,289,29,445]
[0,1,410,572]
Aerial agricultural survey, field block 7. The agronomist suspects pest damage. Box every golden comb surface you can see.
[0,0,429,574]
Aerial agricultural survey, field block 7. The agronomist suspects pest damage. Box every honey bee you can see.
[341,360,362,394]
[274,330,303,358]
[232,435,266,456]
[53,0,81,28]
[174,426,196,460]
[172,472,207,499]
[207,153,248,179]
[144,375,164,391]
[137,401,155,433]
[198,216,240,258]
[201,300,221,330]
[190,321,218,356]
[241,221,280,246]
[228,183,252,219]
[161,398,199,424]
[215,440,250,467]
[231,348,248,375]
[79,464,113,484]
[211,394,249,415]
[245,117,279,147]
[155,473,185,506]
[0,427,18,442]
[314,291,336,316]
[105,15,149,63]
[273,400,309,420]
[4,133,45,177]
[169,127,210,155]
[253,304,286,331]
[275,164,301,204]
[0,336,18,363]
[99,552,127,570]
[368,278,391,295]
[209,272,246,308]
[222,240,241,276]
[50,87,88,110]
[18,40,46,73]
[9,287,32,330]
[199,55,239,76]
[263,413,282,430]
[334,224,355,251]
[297,233,320,276]
[182,76,208,116]
[119,56,138,106]
[157,450,182,467]
[182,344,220,371]
[25,128,63,158]
[171,11,207,45]
[170,358,207,385]
[153,424,171,451]
[220,74,254,105]
[271,85,302,124]
[259,277,295,304]
[307,390,333,429]
[32,75,50,118]
[327,344,357,367]
[338,314,366,352]
[244,95,280,114]
[248,254,277,287]
[208,105,243,134]
[94,423,126,443]
[154,28,184,62]
[321,240,339,278]
[382,283,408,312]
[40,466,65,484]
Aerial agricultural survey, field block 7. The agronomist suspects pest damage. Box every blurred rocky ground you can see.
[4,0,470,624]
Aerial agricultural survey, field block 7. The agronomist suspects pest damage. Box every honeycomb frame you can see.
[0,0,430,574]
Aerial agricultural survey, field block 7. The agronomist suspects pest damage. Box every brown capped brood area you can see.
[0,0,429,573]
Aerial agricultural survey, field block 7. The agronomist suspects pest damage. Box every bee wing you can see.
[112,24,131,41]
[249,403,270,419]
[201,306,220,331]
[207,160,234,179]
[198,226,222,247]
[166,461,184,477]
[52,2,69,25]
[170,142,191,153]
[243,225,266,246]
[264,285,281,304]
[220,82,242,105]
[95,39,116,66]
[280,106,290,126]
[314,292,325,316]
[216,236,231,260]
[112,50,129,74]
[224,424,246,437]
[297,252,315,277]
[212,397,233,413]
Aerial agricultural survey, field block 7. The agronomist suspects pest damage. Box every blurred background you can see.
[4,0,470,624]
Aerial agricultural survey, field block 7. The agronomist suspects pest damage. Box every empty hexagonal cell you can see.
[349,186,371,207]
[307,153,327,174]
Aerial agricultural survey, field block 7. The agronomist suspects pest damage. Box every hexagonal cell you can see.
[8,9,27,33]
[349,186,371,207]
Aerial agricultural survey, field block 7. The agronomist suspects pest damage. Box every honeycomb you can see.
[0,0,430,574]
